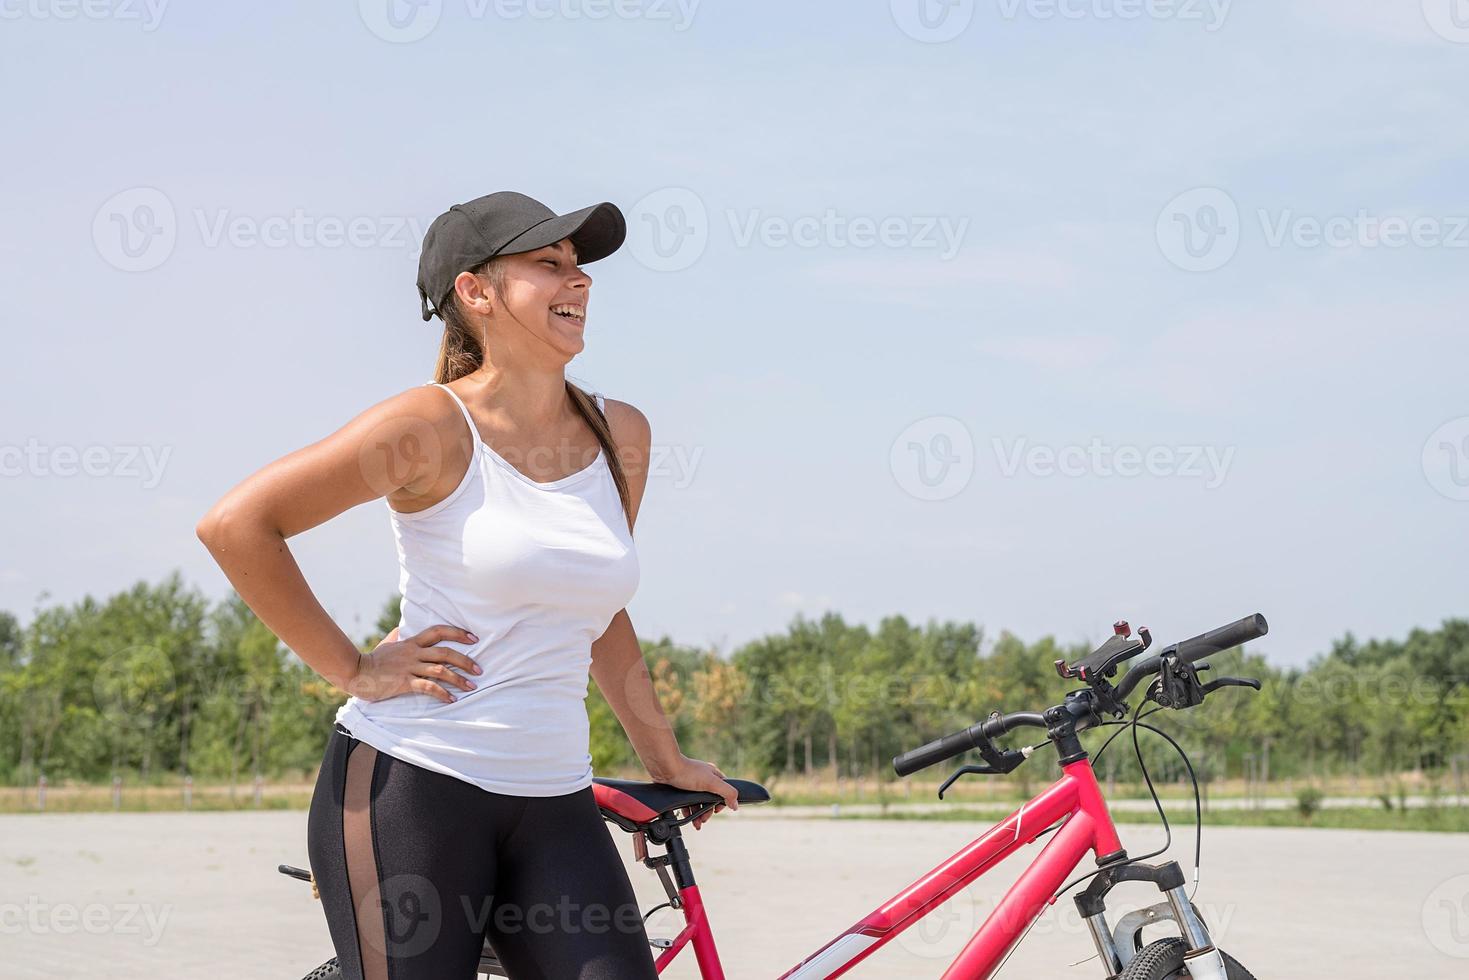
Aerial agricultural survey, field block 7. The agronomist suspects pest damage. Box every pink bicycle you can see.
[285,613,1267,979]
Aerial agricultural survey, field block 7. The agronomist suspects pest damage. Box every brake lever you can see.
[937,748,1027,799]
[1200,676,1262,695]
[938,764,989,800]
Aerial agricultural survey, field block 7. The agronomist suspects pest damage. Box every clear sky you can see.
[2,1,1465,668]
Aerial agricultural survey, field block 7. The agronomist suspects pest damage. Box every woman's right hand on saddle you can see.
[349,625,483,704]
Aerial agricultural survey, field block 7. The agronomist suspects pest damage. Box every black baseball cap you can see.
[416,191,626,321]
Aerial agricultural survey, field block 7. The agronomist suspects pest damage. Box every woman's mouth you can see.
[550,304,585,325]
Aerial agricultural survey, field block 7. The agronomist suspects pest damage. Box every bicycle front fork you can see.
[1075,858,1229,979]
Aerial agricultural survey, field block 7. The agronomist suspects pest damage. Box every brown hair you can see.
[432,258,633,531]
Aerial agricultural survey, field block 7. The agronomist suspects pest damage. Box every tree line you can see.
[1,573,1465,790]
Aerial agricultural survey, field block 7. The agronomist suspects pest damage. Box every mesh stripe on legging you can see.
[306,723,661,980]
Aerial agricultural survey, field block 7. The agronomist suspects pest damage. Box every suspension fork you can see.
[1074,859,1227,978]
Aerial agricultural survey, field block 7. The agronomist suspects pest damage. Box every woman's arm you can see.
[591,609,684,780]
[589,399,738,825]
[196,386,479,700]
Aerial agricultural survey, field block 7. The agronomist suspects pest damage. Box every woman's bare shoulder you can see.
[358,382,472,442]
[599,396,650,455]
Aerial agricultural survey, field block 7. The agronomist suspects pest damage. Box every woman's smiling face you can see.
[492,238,593,358]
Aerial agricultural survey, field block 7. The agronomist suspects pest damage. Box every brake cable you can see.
[1019,703,1203,888]
[993,701,1204,977]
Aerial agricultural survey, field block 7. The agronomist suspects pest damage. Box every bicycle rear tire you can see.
[299,959,340,980]
[298,954,508,978]
[1116,937,1256,979]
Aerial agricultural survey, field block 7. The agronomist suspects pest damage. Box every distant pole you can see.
[37,774,46,812]
[112,775,122,811]
[184,775,193,810]
[253,774,264,808]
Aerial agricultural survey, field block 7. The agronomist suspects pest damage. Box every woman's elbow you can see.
[196,498,253,551]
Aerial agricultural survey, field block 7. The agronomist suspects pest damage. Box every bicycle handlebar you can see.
[892,614,1269,778]
[1115,613,1268,699]
[892,723,985,777]
[892,711,1049,777]
[981,711,1048,739]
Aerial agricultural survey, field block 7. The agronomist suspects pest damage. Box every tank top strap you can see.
[426,382,483,450]
[593,391,605,414]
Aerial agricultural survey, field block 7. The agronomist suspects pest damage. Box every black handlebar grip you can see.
[1176,613,1269,664]
[893,725,981,777]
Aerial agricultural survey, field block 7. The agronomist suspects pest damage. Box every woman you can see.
[196,190,738,979]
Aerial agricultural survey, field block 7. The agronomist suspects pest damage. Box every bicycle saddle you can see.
[593,776,770,828]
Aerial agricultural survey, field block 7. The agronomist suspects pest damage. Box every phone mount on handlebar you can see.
[1049,620,1151,722]
[1055,621,1152,684]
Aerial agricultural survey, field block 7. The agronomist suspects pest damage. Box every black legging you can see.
[307,722,661,980]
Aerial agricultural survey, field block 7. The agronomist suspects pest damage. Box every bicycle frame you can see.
[647,756,1124,980]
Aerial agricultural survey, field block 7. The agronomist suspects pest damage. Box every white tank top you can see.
[334,381,639,796]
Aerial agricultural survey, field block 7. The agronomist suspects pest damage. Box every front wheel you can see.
[1116,938,1257,979]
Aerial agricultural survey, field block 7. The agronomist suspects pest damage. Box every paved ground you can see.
[2,809,1465,977]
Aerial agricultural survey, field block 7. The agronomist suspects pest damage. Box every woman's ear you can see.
[453,269,496,315]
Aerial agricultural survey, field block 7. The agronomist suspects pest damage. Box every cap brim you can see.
[496,202,626,265]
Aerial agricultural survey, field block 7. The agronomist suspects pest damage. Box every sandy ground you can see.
[2,808,1465,978]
